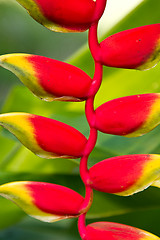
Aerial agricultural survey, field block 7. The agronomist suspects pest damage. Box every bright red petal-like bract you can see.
[99,24,160,70]
[0,181,85,222]
[85,222,159,240]
[16,0,98,32]
[95,93,160,137]
[0,54,92,102]
[0,113,87,159]
[89,154,160,196]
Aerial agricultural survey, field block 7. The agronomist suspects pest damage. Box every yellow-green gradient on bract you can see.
[0,181,85,222]
[15,0,96,32]
[0,113,64,159]
[15,0,70,32]
[126,94,160,137]
[0,54,54,101]
[117,154,160,196]
[0,112,87,159]
[138,39,160,70]
[0,53,93,102]
[0,182,62,222]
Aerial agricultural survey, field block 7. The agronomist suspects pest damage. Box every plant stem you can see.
[78,213,87,240]
[78,27,103,240]
[78,1,106,238]
[94,0,107,20]
[80,128,97,184]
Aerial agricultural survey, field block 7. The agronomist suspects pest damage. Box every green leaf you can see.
[0,218,80,240]
[1,146,79,175]
[88,187,160,219]
[0,198,24,230]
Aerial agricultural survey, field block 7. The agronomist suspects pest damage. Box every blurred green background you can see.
[0,0,160,239]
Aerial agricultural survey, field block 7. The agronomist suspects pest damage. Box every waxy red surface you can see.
[86,222,154,240]
[100,24,160,69]
[95,94,158,136]
[35,0,96,31]
[28,55,92,100]
[30,115,87,158]
[27,182,84,215]
[89,154,150,193]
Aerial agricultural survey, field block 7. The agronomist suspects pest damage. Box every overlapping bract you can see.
[0,181,85,222]
[16,0,98,32]
[89,154,160,196]
[99,24,160,70]
[0,112,87,159]
[95,93,160,137]
[85,222,160,240]
[0,54,92,102]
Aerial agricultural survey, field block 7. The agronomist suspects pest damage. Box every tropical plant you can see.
[0,0,160,239]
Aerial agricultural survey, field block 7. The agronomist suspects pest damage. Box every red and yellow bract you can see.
[0,54,92,102]
[99,24,160,70]
[85,222,160,240]
[16,0,97,32]
[0,112,87,159]
[95,93,160,137]
[89,154,160,196]
[0,181,85,222]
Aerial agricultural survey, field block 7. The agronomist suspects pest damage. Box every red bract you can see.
[16,0,98,32]
[0,113,87,159]
[0,181,85,222]
[0,54,92,102]
[85,222,159,240]
[95,93,160,137]
[31,114,87,158]
[99,24,160,70]
[89,154,160,196]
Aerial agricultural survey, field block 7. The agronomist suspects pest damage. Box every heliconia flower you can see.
[95,93,160,137]
[15,0,98,32]
[99,24,160,70]
[0,181,86,222]
[88,154,160,196]
[85,222,160,240]
[0,54,92,102]
[0,112,87,159]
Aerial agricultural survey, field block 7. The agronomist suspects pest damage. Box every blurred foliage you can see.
[0,0,160,239]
